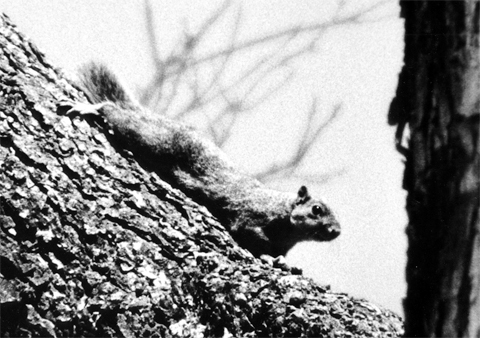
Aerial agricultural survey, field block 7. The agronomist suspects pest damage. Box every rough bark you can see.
[0,14,403,337]
[389,1,479,337]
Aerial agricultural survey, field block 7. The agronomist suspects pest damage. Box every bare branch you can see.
[169,0,391,72]
[175,3,243,120]
[144,0,161,65]
[139,0,387,183]
[254,102,343,181]
[193,0,234,45]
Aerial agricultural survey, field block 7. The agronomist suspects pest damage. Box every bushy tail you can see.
[77,62,139,110]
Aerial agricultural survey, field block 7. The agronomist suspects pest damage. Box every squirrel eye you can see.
[312,205,324,216]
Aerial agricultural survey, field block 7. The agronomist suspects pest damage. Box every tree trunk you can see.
[0,14,404,338]
[389,1,479,336]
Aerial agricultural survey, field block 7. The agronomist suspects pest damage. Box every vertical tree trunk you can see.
[389,1,479,336]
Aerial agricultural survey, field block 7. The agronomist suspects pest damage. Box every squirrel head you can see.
[290,186,341,242]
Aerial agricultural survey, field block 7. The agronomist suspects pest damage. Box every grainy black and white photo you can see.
[0,1,478,337]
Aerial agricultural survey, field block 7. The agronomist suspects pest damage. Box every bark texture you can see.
[0,14,404,337]
[389,1,479,337]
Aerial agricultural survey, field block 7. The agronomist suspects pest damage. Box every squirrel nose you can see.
[327,224,341,239]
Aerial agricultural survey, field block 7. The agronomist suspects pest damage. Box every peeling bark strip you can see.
[0,14,403,337]
[389,1,479,337]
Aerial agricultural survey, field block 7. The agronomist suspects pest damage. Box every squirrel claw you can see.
[58,100,108,117]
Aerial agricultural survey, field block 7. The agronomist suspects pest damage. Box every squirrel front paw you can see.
[260,254,303,275]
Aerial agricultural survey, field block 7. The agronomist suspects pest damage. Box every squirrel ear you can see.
[296,186,311,205]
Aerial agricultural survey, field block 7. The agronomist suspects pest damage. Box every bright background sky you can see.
[1,0,407,315]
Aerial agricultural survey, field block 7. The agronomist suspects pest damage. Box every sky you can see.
[1,0,407,315]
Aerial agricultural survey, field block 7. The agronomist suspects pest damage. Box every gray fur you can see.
[73,63,341,257]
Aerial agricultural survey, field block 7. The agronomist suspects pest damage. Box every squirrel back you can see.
[72,63,341,257]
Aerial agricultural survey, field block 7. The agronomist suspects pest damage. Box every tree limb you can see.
[0,14,403,337]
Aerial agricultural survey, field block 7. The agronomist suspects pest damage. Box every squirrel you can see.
[61,62,341,258]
